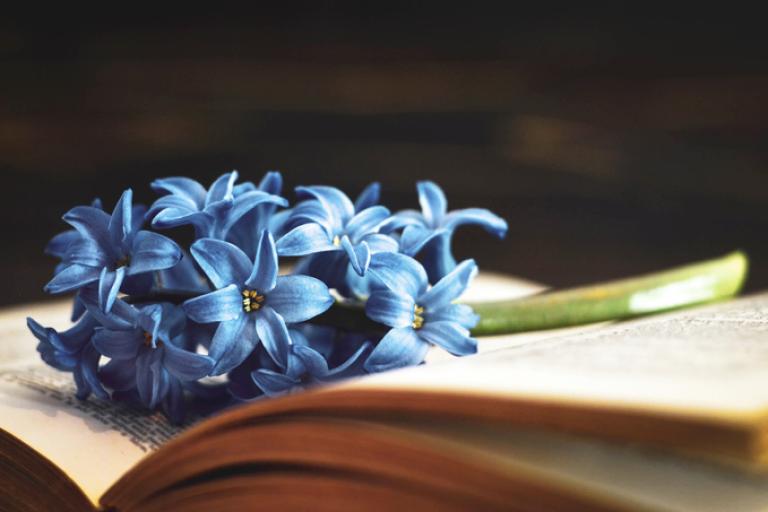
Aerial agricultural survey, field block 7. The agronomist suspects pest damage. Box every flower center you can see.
[332,235,341,247]
[242,289,265,313]
[412,304,425,329]
[143,331,163,348]
[116,255,131,268]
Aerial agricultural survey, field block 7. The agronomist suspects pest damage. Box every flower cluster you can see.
[28,172,507,422]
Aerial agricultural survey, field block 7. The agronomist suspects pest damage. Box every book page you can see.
[0,273,542,504]
[398,420,768,512]
[360,292,768,420]
[0,302,188,503]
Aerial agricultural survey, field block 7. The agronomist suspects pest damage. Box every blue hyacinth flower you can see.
[228,325,372,399]
[44,189,182,312]
[382,180,507,283]
[26,313,107,400]
[226,171,291,257]
[147,171,288,241]
[92,301,214,422]
[277,184,397,295]
[364,252,479,372]
[183,230,334,376]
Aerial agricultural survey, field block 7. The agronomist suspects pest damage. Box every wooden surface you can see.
[1,9,767,306]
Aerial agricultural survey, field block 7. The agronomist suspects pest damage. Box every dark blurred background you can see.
[2,7,767,306]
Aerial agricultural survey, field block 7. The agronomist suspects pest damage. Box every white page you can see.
[0,301,188,502]
[361,293,768,420]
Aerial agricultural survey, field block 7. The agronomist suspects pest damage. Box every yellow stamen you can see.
[242,289,265,312]
[332,235,341,246]
[412,304,425,329]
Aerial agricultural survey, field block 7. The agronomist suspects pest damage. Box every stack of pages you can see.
[2,274,768,511]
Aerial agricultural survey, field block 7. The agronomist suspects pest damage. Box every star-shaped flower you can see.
[26,313,107,400]
[44,189,182,312]
[92,301,214,423]
[364,252,479,372]
[276,184,397,294]
[382,180,507,282]
[183,230,334,375]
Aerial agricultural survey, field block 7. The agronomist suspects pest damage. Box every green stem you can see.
[469,251,748,336]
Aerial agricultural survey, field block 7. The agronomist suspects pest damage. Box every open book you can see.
[2,273,768,511]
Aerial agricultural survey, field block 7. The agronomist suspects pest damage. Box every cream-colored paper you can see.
[0,301,185,503]
[360,293,768,420]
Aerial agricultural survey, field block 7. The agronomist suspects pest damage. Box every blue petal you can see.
[55,313,98,352]
[71,290,87,321]
[418,259,477,310]
[62,206,112,254]
[295,185,355,228]
[99,359,136,391]
[267,275,333,323]
[324,341,372,379]
[418,321,477,356]
[268,208,293,238]
[151,176,206,208]
[222,190,288,235]
[82,291,138,331]
[417,181,448,227]
[190,238,251,288]
[354,182,380,212]
[131,204,147,233]
[365,289,415,328]
[108,189,134,251]
[364,327,428,372]
[233,181,256,196]
[183,284,243,323]
[379,209,425,233]
[209,313,257,375]
[128,231,182,275]
[259,171,283,195]
[205,171,238,206]
[44,264,101,294]
[292,344,329,377]
[98,267,125,313]
[367,252,428,298]
[163,342,214,381]
[45,230,79,258]
[255,306,290,369]
[63,237,109,267]
[251,369,298,396]
[153,250,209,294]
[399,224,442,256]
[245,230,278,293]
[163,378,186,424]
[147,195,199,220]
[294,251,349,294]
[76,343,108,400]
[92,328,142,360]
[418,232,458,283]
[152,208,212,235]
[429,303,480,329]
[442,208,508,238]
[344,205,390,243]
[147,190,200,215]
[136,348,169,409]
[341,236,371,276]
[361,233,399,254]
[287,200,334,233]
[276,223,338,256]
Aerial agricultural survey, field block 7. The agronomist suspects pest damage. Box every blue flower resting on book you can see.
[27,172,507,423]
